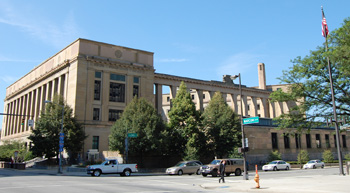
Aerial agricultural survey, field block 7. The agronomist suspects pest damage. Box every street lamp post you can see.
[231,73,248,180]
[45,100,64,174]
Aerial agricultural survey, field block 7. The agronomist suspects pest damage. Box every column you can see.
[170,85,177,99]
[155,84,163,114]
[196,89,204,112]
[250,96,258,117]
[283,101,290,114]
[229,94,238,113]
[242,95,248,117]
[208,91,215,100]
[269,99,276,118]
[259,98,268,118]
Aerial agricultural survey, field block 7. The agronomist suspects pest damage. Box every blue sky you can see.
[0,0,349,129]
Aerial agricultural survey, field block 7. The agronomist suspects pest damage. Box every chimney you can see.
[258,63,266,90]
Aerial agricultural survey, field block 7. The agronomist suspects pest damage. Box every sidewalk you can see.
[200,173,350,192]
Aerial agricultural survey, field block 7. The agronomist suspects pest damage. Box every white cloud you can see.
[1,75,18,84]
[0,2,82,49]
[217,52,264,76]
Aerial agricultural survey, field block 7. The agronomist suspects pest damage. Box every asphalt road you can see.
[0,167,348,193]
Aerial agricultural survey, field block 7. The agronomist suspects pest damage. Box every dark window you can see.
[203,94,205,99]
[316,134,321,148]
[94,80,101,100]
[284,133,290,149]
[93,108,100,121]
[109,109,123,121]
[167,97,170,102]
[133,85,139,97]
[325,134,330,148]
[92,136,99,150]
[109,82,125,102]
[257,104,260,110]
[295,134,301,149]
[191,95,195,100]
[133,77,139,83]
[342,135,347,148]
[306,134,311,148]
[247,105,250,111]
[334,135,337,148]
[272,133,278,149]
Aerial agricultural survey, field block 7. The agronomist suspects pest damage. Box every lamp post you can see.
[45,100,64,174]
[231,73,248,180]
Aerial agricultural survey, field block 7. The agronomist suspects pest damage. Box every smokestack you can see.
[258,63,266,90]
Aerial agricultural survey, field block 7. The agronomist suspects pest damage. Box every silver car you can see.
[262,160,291,171]
[303,160,325,169]
[166,160,202,175]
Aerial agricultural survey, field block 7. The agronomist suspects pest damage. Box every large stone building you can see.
[1,39,349,165]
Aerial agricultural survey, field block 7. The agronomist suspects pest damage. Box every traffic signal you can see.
[21,118,25,126]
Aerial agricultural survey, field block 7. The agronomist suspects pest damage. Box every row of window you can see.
[272,133,347,149]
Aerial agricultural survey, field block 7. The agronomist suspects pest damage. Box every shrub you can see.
[268,150,281,161]
[344,153,350,161]
[322,150,334,163]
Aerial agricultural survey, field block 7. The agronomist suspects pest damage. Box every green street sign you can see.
[127,133,138,138]
[243,117,259,125]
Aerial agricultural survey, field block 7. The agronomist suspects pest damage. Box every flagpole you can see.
[322,6,344,176]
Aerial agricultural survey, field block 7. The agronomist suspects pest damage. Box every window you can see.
[93,108,100,121]
[191,95,195,100]
[133,77,140,97]
[306,134,311,148]
[110,74,125,81]
[95,72,102,78]
[295,134,301,149]
[257,104,260,110]
[284,133,290,149]
[94,80,101,100]
[325,134,330,148]
[247,105,250,111]
[203,94,206,99]
[110,82,125,102]
[271,133,278,149]
[167,97,170,102]
[92,136,99,150]
[109,109,123,121]
[316,134,321,148]
[342,135,347,148]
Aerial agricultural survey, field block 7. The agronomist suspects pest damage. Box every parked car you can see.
[200,158,244,177]
[166,160,202,175]
[303,160,325,169]
[262,160,290,171]
[87,158,138,177]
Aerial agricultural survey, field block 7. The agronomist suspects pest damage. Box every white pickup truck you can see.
[87,159,138,177]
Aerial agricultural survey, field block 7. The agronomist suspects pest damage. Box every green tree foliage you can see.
[322,150,334,163]
[270,18,350,130]
[268,150,281,162]
[109,97,166,165]
[0,141,34,162]
[297,150,310,164]
[167,81,205,160]
[201,92,241,158]
[28,95,86,163]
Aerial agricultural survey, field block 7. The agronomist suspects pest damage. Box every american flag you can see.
[322,7,329,38]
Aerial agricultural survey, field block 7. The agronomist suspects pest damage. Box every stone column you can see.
[283,102,290,114]
[259,98,268,118]
[269,99,276,118]
[208,91,215,100]
[196,89,204,112]
[250,96,258,117]
[229,94,238,113]
[170,85,177,99]
[242,95,248,117]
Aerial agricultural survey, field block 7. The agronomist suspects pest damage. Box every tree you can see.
[270,18,350,129]
[109,97,166,166]
[167,81,205,160]
[268,150,281,162]
[297,150,310,165]
[201,92,241,158]
[28,95,86,164]
[0,140,34,162]
[323,150,334,166]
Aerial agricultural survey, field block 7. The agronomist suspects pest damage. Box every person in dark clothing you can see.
[219,160,226,183]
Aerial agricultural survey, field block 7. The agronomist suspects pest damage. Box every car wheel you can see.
[202,173,208,177]
[196,169,201,175]
[273,166,277,171]
[212,169,218,177]
[313,165,316,169]
[235,168,242,176]
[93,170,101,177]
[286,166,289,170]
[178,170,183,175]
[122,169,131,176]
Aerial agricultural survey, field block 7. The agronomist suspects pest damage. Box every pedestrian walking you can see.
[218,160,226,183]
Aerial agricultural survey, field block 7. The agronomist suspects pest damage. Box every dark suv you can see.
[200,158,243,177]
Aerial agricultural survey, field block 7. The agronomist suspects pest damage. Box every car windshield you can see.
[210,160,221,165]
[269,161,278,164]
[175,162,186,167]
[308,161,315,163]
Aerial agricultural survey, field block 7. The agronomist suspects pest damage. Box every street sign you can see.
[59,148,63,152]
[243,117,259,125]
[59,133,64,137]
[127,133,138,138]
[28,120,34,127]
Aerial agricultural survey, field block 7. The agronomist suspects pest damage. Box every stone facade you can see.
[1,39,348,165]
